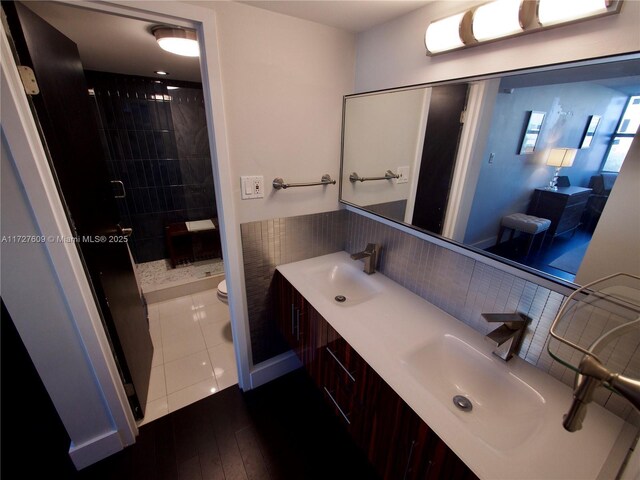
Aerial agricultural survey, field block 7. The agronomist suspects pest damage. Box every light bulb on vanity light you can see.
[538,0,609,26]
[472,0,525,41]
[424,12,467,54]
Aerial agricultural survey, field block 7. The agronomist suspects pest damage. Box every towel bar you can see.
[272,174,336,190]
[349,170,399,183]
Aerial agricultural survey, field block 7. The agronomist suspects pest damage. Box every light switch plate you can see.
[396,166,410,184]
[241,176,264,199]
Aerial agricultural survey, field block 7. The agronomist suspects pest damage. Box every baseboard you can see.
[68,429,124,470]
[249,350,302,389]
[143,274,224,303]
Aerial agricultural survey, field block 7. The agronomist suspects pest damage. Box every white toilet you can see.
[217,279,228,304]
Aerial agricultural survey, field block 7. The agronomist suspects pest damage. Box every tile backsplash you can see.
[241,210,346,364]
[241,208,638,423]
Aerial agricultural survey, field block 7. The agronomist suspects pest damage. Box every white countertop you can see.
[277,251,629,480]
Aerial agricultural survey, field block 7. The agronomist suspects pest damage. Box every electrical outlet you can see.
[240,176,264,199]
[396,166,410,184]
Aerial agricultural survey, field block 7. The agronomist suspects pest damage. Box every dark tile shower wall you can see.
[87,72,216,263]
[241,210,347,364]
[241,208,638,422]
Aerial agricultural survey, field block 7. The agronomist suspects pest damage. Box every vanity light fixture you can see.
[424,0,623,55]
[545,147,576,190]
[152,26,199,57]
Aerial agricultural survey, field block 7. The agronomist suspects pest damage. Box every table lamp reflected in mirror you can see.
[546,148,577,191]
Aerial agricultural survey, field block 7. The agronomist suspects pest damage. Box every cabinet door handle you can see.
[296,309,300,341]
[325,347,356,382]
[424,459,433,479]
[403,439,417,480]
[323,387,350,425]
[291,304,295,335]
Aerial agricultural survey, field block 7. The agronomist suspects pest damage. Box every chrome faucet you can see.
[563,354,640,432]
[482,313,528,361]
[350,243,380,274]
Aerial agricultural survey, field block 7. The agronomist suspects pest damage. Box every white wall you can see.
[354,0,640,92]
[341,87,428,207]
[576,134,640,284]
[207,1,355,224]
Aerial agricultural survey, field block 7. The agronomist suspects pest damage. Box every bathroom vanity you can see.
[274,252,629,480]
[273,269,475,479]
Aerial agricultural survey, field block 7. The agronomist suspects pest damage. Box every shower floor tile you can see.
[139,288,236,427]
[137,258,225,292]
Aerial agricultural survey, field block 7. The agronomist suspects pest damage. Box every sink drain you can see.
[453,395,473,412]
[334,295,346,303]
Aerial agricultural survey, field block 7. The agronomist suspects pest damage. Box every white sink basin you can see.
[303,261,382,307]
[402,334,545,451]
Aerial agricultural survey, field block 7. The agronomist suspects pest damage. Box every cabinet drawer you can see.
[322,383,358,427]
[565,191,590,206]
[556,203,586,234]
[323,323,364,386]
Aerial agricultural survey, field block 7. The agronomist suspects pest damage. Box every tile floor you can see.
[140,288,238,426]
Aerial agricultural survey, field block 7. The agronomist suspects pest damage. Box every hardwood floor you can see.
[78,369,379,480]
[486,226,593,282]
[16,368,379,480]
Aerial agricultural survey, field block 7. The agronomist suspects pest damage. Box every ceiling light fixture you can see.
[424,0,622,56]
[152,26,199,57]
[154,70,169,76]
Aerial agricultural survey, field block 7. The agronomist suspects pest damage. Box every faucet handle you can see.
[364,243,378,253]
[481,312,527,329]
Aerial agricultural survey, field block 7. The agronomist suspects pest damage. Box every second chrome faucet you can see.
[351,243,380,274]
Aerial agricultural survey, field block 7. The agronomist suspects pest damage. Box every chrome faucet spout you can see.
[482,313,528,361]
[350,243,380,274]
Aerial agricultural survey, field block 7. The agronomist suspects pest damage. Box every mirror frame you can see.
[339,52,640,289]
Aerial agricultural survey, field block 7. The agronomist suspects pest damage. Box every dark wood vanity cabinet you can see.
[273,271,477,480]
[274,270,315,366]
[527,187,592,239]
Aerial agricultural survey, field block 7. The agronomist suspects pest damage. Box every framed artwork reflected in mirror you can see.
[519,110,546,154]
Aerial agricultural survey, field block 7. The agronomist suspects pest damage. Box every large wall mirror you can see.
[340,54,640,285]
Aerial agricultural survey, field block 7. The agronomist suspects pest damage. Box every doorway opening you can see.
[24,1,237,425]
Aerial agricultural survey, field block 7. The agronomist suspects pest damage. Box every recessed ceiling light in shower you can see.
[152,26,199,57]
